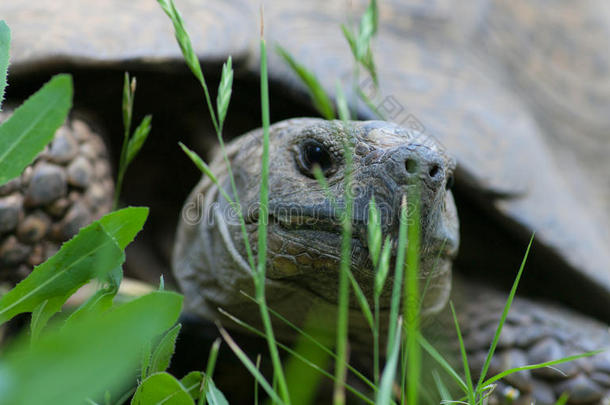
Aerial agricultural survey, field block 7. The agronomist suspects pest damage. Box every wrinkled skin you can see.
[174,119,610,404]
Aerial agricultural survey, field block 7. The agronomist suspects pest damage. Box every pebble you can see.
[71,119,92,142]
[0,178,21,195]
[51,201,91,241]
[67,156,92,188]
[0,193,23,233]
[554,375,603,403]
[47,127,78,164]
[0,235,32,266]
[17,211,51,244]
[500,349,532,391]
[45,197,71,218]
[528,338,577,379]
[24,163,67,207]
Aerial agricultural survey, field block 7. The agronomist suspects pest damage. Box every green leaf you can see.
[0,291,183,405]
[216,56,233,131]
[276,45,335,120]
[63,287,117,329]
[30,297,64,343]
[0,21,10,110]
[205,379,229,405]
[99,206,149,250]
[148,323,182,376]
[126,115,152,167]
[180,371,203,401]
[0,222,123,325]
[132,372,194,405]
[0,74,73,186]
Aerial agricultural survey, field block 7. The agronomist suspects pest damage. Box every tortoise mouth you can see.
[264,213,454,311]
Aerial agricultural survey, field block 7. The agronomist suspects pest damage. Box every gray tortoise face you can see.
[230,119,459,313]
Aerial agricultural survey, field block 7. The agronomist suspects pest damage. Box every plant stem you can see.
[257,37,290,405]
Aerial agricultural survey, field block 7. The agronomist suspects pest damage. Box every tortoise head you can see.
[228,118,459,315]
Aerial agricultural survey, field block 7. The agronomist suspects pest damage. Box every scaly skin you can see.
[174,119,610,404]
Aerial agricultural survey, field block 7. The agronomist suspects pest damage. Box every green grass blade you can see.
[346,267,374,331]
[0,74,72,186]
[0,21,10,110]
[475,234,535,394]
[555,392,570,405]
[178,143,235,206]
[284,311,333,405]
[258,37,291,405]
[276,45,335,120]
[333,138,355,405]
[335,81,351,122]
[219,308,375,405]
[376,317,402,405]
[367,197,382,268]
[418,334,468,392]
[432,370,452,402]
[217,56,233,131]
[449,302,475,402]
[200,338,221,405]
[217,325,284,405]
[386,196,408,358]
[483,350,603,387]
[156,0,218,132]
[229,295,377,391]
[126,115,152,167]
[375,236,392,298]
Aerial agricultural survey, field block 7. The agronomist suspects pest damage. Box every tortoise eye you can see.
[298,140,334,177]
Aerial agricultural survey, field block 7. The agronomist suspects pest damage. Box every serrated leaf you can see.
[0,74,73,186]
[0,291,183,405]
[0,222,123,325]
[98,206,149,250]
[276,45,335,120]
[126,115,152,167]
[148,323,182,376]
[0,21,10,111]
[132,372,194,405]
[30,297,64,343]
[216,56,233,130]
[63,287,117,329]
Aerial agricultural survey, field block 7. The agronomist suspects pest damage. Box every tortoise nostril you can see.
[405,158,418,174]
[428,164,440,179]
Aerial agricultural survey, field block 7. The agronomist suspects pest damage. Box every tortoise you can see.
[2,0,610,403]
